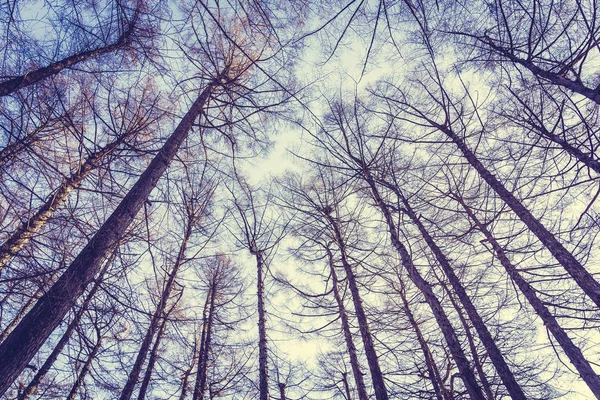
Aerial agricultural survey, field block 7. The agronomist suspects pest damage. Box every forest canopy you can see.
[0,0,599,399]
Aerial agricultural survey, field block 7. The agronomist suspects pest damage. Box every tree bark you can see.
[457,196,600,399]
[120,217,195,400]
[0,128,138,271]
[342,372,353,400]
[361,169,486,400]
[440,125,600,308]
[325,246,369,400]
[192,281,217,400]
[395,275,450,400]
[278,382,286,400]
[398,193,526,399]
[324,213,389,400]
[18,257,111,400]
[0,79,218,397]
[253,249,270,400]
[65,333,103,400]
[136,309,169,400]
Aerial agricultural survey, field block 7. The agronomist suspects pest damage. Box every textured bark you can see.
[395,276,450,400]
[399,194,526,399]
[0,22,135,97]
[325,246,369,400]
[0,80,217,396]
[361,170,486,400]
[120,218,195,400]
[65,334,103,400]
[441,125,600,308]
[18,259,110,400]
[0,129,137,271]
[324,214,389,400]
[253,249,270,400]
[458,197,600,399]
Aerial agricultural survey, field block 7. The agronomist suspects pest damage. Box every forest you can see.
[0,0,599,399]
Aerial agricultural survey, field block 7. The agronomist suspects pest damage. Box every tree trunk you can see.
[395,274,450,400]
[0,79,218,397]
[178,349,197,400]
[0,129,138,271]
[278,382,286,400]
[193,281,217,400]
[361,170,486,400]
[457,196,600,399]
[342,372,353,400]
[0,21,136,97]
[398,192,526,399]
[120,218,195,400]
[65,333,103,400]
[136,309,170,400]
[441,124,600,308]
[324,213,389,400]
[18,256,111,400]
[325,246,369,400]
[253,249,270,400]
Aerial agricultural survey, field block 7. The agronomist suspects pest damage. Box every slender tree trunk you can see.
[0,79,218,397]
[457,196,600,399]
[441,280,495,400]
[18,257,111,400]
[278,382,286,400]
[361,170,486,400]
[0,21,136,97]
[65,334,103,400]
[178,349,198,400]
[395,275,449,400]
[325,246,369,400]
[193,281,217,400]
[120,219,195,400]
[0,292,37,343]
[398,192,526,399]
[0,129,137,271]
[137,309,170,400]
[342,372,353,400]
[252,249,270,400]
[441,125,600,308]
[324,213,389,400]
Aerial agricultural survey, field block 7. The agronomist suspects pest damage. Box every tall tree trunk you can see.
[456,196,600,399]
[325,246,369,400]
[0,129,139,271]
[0,78,218,396]
[341,372,353,400]
[395,274,450,400]
[360,169,486,400]
[0,19,137,97]
[18,256,111,400]
[120,218,195,400]
[136,309,170,400]
[440,124,600,308]
[324,213,389,400]
[65,333,103,400]
[252,249,270,400]
[397,192,526,399]
[193,281,217,400]
[440,280,495,400]
[278,382,286,400]
[178,347,198,400]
